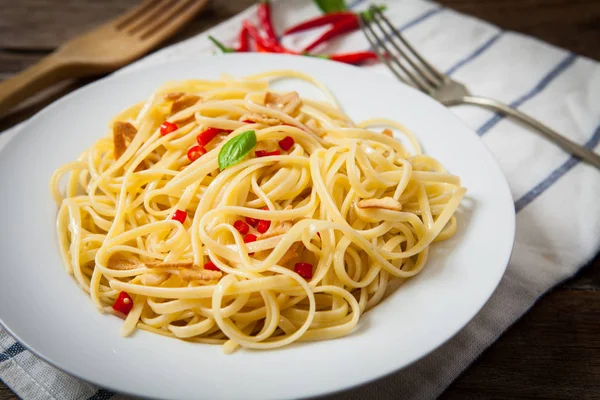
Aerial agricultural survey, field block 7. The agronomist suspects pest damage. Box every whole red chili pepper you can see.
[294,6,386,52]
[257,0,278,44]
[303,16,358,52]
[309,51,379,65]
[326,51,379,65]
[237,25,250,52]
[210,32,378,66]
[210,33,272,54]
[243,20,294,54]
[255,41,271,53]
[209,31,249,53]
[284,11,355,35]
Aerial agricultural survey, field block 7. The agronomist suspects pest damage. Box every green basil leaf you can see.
[314,0,347,13]
[218,130,257,170]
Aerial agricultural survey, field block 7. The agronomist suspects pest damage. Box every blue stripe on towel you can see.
[0,342,26,363]
[398,7,443,32]
[87,388,114,400]
[0,341,115,400]
[348,0,367,8]
[446,32,503,76]
[514,123,600,212]
[424,31,584,212]
[477,53,577,136]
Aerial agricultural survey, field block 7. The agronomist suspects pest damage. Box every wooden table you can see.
[1,1,599,398]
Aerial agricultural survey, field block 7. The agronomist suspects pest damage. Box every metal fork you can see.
[0,0,208,117]
[360,6,600,170]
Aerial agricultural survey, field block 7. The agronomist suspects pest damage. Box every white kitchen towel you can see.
[1,0,599,399]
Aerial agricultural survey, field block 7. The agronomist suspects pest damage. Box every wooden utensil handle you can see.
[0,55,73,117]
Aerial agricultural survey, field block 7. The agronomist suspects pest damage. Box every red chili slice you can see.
[197,127,233,146]
[278,136,294,151]
[243,20,290,54]
[244,233,257,243]
[172,209,187,224]
[245,216,259,228]
[160,121,178,136]
[234,220,250,235]
[244,233,257,255]
[204,261,219,271]
[256,219,271,234]
[246,206,268,228]
[255,150,281,157]
[187,145,207,162]
[112,291,134,314]
[294,263,313,280]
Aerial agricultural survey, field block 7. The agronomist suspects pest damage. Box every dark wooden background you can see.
[1,0,599,399]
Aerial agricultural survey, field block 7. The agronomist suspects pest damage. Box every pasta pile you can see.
[51,70,465,353]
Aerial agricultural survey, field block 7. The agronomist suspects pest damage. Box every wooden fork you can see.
[0,0,208,117]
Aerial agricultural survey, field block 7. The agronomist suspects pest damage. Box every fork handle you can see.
[0,55,74,117]
[450,96,600,170]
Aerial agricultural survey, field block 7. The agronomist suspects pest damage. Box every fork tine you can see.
[359,15,410,85]
[371,6,446,83]
[359,14,434,93]
[369,8,443,88]
[138,0,206,41]
[113,0,160,30]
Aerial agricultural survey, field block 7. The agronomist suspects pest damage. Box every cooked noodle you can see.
[51,70,466,353]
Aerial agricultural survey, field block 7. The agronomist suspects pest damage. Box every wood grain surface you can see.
[0,1,599,399]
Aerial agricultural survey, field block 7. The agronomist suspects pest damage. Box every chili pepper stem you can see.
[209,35,235,53]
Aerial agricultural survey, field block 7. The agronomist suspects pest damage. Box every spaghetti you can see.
[51,70,466,353]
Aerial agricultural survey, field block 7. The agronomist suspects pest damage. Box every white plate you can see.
[0,54,514,400]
